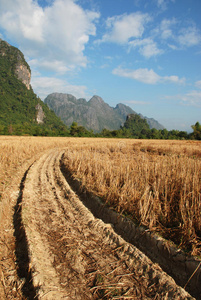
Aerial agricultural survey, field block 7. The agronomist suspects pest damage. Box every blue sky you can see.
[0,0,201,131]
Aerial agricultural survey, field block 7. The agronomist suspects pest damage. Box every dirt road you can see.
[14,149,194,299]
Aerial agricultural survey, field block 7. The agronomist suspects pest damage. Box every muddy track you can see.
[16,149,194,299]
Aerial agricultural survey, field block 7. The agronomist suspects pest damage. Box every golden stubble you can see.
[0,136,201,256]
[63,138,201,256]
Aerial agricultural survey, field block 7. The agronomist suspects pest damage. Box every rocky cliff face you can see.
[15,64,31,90]
[0,39,66,133]
[0,39,31,89]
[44,93,164,132]
[36,104,45,124]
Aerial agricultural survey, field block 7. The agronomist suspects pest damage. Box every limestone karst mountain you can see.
[0,38,164,135]
[44,92,164,132]
[0,39,67,135]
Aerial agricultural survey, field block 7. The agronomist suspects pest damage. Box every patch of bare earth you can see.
[12,149,194,299]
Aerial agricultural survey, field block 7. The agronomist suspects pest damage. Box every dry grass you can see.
[62,138,201,257]
[0,136,74,299]
[0,136,200,299]
[0,136,70,199]
[0,136,201,258]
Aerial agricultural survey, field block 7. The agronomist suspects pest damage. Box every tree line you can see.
[1,117,200,140]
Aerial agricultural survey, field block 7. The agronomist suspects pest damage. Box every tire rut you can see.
[19,149,194,299]
[13,163,38,299]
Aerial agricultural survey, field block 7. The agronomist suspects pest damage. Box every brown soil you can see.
[0,149,196,299]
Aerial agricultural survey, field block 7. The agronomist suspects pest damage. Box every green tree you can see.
[191,122,201,140]
[70,122,93,137]
[100,128,112,137]
[123,114,150,137]
[150,128,160,139]
[70,122,79,136]
[161,129,169,139]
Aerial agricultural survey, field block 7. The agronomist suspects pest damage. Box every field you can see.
[63,139,201,257]
[0,136,201,256]
[0,136,200,299]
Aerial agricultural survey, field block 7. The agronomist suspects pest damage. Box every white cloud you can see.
[112,67,160,84]
[195,80,201,89]
[181,91,201,107]
[178,26,201,47]
[155,0,175,10]
[159,18,177,39]
[0,0,100,71]
[100,64,109,69]
[156,0,166,9]
[163,75,185,84]
[43,0,99,65]
[112,67,185,85]
[129,38,163,58]
[179,90,201,106]
[153,19,201,51]
[29,59,72,74]
[97,10,200,59]
[167,44,179,50]
[96,12,165,59]
[0,0,45,43]
[164,90,201,107]
[99,12,151,44]
[31,75,88,100]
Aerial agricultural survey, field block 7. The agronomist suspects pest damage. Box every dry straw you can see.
[0,136,201,256]
[63,138,201,257]
[0,136,200,298]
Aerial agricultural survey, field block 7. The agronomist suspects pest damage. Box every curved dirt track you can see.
[17,149,194,299]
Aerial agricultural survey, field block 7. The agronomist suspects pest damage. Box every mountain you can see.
[0,39,67,135]
[44,93,164,132]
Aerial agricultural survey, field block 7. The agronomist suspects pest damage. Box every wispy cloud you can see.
[97,10,201,59]
[100,64,109,69]
[164,90,201,107]
[154,18,201,49]
[112,67,185,85]
[179,90,201,107]
[29,59,72,74]
[178,26,201,47]
[195,80,201,89]
[97,12,151,44]
[113,67,160,84]
[31,75,88,100]
[129,38,163,58]
[155,0,175,10]
[155,0,167,10]
[159,18,177,39]
[0,0,100,72]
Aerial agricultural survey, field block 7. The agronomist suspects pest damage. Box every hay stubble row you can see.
[0,136,200,299]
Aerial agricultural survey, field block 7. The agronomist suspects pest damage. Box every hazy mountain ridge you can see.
[44,93,164,132]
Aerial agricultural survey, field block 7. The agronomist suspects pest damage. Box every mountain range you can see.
[44,93,164,132]
[0,38,164,135]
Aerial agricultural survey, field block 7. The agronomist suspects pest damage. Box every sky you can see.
[0,0,201,131]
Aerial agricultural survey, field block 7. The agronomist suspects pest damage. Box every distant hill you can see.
[0,39,67,135]
[44,93,164,132]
